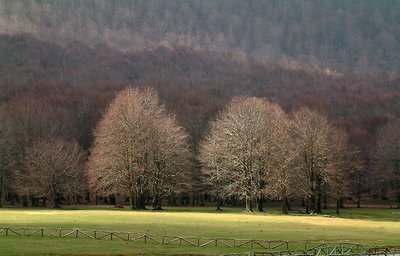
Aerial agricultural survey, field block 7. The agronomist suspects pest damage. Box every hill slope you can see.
[1,0,400,72]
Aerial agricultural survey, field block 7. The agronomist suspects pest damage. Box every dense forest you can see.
[1,0,400,72]
[0,1,399,209]
[1,33,399,208]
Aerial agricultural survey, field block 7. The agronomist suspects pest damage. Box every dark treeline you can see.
[1,0,400,73]
[0,34,399,209]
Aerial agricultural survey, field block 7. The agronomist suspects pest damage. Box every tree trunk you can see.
[285,198,291,211]
[216,196,222,211]
[191,192,196,206]
[245,196,253,212]
[323,194,328,209]
[152,194,162,210]
[281,197,288,214]
[339,198,344,208]
[52,195,60,208]
[85,191,90,203]
[356,172,362,208]
[305,198,310,214]
[256,196,264,212]
[7,192,15,206]
[129,195,136,210]
[135,193,146,209]
[199,193,204,206]
[310,194,316,213]
[311,194,322,214]
[317,195,322,213]
[336,198,340,215]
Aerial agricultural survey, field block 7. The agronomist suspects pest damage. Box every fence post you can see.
[41,228,44,237]
[59,228,62,238]
[75,229,78,238]
[197,238,200,247]
[110,232,113,240]
[144,235,147,244]
[5,228,8,236]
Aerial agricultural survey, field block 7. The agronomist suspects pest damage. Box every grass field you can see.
[0,206,399,255]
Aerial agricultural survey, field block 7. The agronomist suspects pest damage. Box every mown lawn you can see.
[0,206,399,255]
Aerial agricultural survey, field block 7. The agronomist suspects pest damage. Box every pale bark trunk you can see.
[245,196,253,212]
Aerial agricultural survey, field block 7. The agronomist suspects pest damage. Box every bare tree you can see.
[148,113,191,210]
[326,128,363,215]
[14,138,86,208]
[376,120,400,207]
[291,108,333,214]
[87,87,190,210]
[264,110,298,214]
[0,108,11,207]
[291,108,359,214]
[200,97,287,212]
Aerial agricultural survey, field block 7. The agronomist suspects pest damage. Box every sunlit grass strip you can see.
[0,207,400,255]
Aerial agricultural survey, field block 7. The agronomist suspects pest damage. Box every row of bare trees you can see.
[199,97,363,214]
[0,86,399,212]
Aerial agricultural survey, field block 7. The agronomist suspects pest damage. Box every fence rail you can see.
[1,227,398,256]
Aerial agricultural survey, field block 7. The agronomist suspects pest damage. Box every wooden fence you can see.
[1,227,398,255]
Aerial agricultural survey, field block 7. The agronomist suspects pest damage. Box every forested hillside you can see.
[1,0,400,72]
[0,33,399,206]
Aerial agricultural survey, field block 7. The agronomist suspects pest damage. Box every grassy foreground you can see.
[0,206,399,255]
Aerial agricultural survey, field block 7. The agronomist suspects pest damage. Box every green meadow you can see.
[0,206,399,255]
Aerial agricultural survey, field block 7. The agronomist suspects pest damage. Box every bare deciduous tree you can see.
[0,108,11,207]
[264,110,298,214]
[376,120,400,207]
[200,97,289,212]
[291,108,333,214]
[326,128,363,215]
[291,108,359,214]
[14,138,86,208]
[148,114,191,210]
[87,87,190,210]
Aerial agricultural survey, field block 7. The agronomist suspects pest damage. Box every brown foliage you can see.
[13,138,86,208]
[86,87,190,210]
